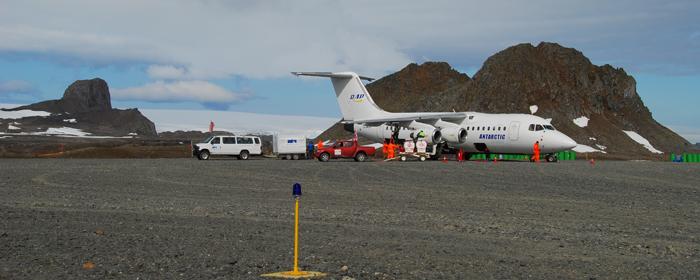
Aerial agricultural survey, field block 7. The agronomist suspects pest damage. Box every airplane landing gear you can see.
[545,154,558,162]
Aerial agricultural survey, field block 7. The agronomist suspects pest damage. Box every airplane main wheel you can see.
[546,154,558,162]
[419,156,426,162]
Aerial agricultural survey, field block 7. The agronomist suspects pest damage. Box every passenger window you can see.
[476,127,480,131]
[344,142,352,147]
[528,124,535,131]
[536,125,544,131]
[254,138,260,144]
[211,137,221,144]
[497,127,501,131]
[223,137,236,144]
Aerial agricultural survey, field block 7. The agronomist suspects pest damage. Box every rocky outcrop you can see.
[318,42,692,158]
[2,78,156,137]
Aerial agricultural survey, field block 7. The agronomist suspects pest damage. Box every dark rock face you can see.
[61,78,112,112]
[318,42,692,158]
[2,78,157,137]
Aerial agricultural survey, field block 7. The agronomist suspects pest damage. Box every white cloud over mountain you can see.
[112,80,248,104]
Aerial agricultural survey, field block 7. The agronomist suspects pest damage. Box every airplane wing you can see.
[343,112,468,126]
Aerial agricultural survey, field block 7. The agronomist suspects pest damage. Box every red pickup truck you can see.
[315,139,376,162]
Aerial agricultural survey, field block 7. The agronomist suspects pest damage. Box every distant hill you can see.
[1,78,156,137]
[318,42,692,159]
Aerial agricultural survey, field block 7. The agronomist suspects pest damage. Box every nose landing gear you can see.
[545,154,558,162]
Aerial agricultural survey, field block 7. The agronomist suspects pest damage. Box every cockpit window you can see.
[535,125,544,131]
[543,125,555,130]
[528,124,535,131]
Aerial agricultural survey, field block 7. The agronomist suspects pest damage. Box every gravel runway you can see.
[1,158,699,279]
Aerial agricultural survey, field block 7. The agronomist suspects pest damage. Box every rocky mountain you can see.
[1,78,156,137]
[318,42,692,159]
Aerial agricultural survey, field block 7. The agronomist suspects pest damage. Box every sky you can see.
[0,0,699,142]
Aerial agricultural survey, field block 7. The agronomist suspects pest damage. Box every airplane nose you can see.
[560,133,577,150]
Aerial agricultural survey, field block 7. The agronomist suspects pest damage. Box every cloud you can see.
[112,80,249,107]
[0,80,34,94]
[147,65,188,80]
[0,0,698,79]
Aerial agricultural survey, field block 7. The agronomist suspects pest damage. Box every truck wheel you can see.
[318,152,330,162]
[292,154,300,160]
[198,150,210,160]
[238,150,249,160]
[285,154,292,160]
[355,152,367,162]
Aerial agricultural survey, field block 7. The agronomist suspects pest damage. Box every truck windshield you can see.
[203,136,214,143]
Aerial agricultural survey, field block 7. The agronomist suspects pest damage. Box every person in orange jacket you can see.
[382,139,388,159]
[533,141,540,162]
[317,139,324,150]
[387,139,396,159]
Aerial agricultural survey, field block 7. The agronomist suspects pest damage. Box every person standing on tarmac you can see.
[533,141,541,162]
[307,142,314,159]
[382,139,388,159]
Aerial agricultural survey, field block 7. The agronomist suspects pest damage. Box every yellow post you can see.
[261,183,325,279]
[293,198,300,274]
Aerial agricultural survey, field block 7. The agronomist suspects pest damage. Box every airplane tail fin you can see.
[292,72,389,121]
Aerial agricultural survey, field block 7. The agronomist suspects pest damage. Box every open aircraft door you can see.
[509,122,520,141]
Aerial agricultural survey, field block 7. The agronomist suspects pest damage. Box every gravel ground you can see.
[1,158,699,279]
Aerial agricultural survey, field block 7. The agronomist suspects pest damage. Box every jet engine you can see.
[405,122,442,144]
[436,121,467,144]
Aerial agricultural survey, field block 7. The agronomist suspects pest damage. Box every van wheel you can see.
[292,154,300,160]
[318,152,330,162]
[355,152,367,162]
[198,150,210,160]
[238,150,249,160]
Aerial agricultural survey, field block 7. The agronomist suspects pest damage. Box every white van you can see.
[193,135,262,160]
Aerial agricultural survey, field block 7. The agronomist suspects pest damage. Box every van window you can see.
[254,138,260,144]
[287,139,297,144]
[211,137,221,144]
[237,137,253,144]
[223,137,236,144]
[528,124,535,131]
[536,125,544,131]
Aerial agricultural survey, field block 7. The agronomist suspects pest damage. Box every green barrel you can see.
[562,151,569,161]
[682,153,688,162]
[566,151,572,160]
[693,154,698,163]
[557,152,563,160]
[670,153,676,162]
[571,151,576,160]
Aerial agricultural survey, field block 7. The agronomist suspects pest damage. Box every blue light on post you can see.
[293,183,302,198]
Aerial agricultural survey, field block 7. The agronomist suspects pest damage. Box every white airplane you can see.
[293,71,577,161]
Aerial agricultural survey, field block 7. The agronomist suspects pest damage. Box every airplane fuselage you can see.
[355,112,576,154]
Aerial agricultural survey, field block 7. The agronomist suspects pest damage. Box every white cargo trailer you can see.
[272,134,308,160]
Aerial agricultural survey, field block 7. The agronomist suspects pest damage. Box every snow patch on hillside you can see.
[572,144,606,153]
[623,130,663,154]
[0,104,51,119]
[529,105,538,114]
[573,116,589,128]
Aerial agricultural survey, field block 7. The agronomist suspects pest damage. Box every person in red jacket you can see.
[533,141,541,162]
